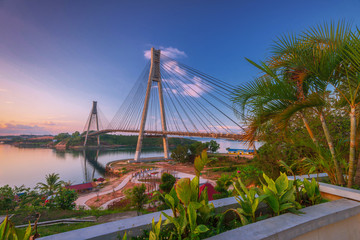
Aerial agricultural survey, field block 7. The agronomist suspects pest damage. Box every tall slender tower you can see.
[134,48,169,161]
[84,101,100,147]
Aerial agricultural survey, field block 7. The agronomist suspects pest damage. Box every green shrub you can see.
[53,188,78,210]
[125,184,148,211]
[159,173,176,193]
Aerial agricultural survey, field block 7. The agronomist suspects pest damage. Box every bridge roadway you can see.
[86,129,246,141]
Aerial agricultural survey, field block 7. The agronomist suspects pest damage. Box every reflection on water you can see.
[0,139,261,188]
[0,144,163,188]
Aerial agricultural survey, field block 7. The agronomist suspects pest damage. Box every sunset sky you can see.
[1,0,360,135]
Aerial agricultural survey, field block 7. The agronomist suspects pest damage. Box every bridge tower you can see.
[84,101,101,147]
[134,48,169,161]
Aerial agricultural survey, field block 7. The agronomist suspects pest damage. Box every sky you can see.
[1,0,360,135]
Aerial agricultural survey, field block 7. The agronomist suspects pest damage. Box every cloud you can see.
[163,76,210,98]
[5,101,14,104]
[0,88,7,92]
[0,123,51,135]
[144,46,186,60]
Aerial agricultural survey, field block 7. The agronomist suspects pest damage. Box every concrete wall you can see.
[39,180,360,240]
[206,199,360,240]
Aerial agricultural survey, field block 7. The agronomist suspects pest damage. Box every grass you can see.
[20,222,99,237]
[9,208,134,225]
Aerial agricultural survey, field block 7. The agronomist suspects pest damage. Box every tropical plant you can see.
[159,151,214,239]
[213,174,233,199]
[0,215,39,240]
[36,173,64,195]
[301,178,322,205]
[225,178,267,225]
[260,173,300,216]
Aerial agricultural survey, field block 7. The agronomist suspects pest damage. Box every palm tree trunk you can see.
[348,107,357,188]
[354,155,360,185]
[300,112,318,144]
[319,111,345,185]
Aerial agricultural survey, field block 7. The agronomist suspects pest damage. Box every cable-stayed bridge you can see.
[83,48,246,161]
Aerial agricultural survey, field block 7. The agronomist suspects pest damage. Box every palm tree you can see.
[36,173,64,195]
[233,21,352,185]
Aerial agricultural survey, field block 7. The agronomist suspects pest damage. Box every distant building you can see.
[227,148,254,155]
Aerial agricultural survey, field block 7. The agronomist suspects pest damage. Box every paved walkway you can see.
[75,175,132,209]
[76,169,215,210]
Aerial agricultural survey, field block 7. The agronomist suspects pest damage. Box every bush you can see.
[171,145,189,163]
[53,188,78,210]
[0,185,16,211]
[159,173,176,193]
[213,174,233,199]
[125,184,148,211]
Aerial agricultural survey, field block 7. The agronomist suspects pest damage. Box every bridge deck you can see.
[86,129,246,141]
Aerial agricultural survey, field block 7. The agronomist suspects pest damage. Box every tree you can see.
[208,140,220,153]
[232,21,353,185]
[171,145,189,163]
[159,173,176,193]
[53,188,78,210]
[125,184,148,212]
[0,185,16,211]
[36,173,64,195]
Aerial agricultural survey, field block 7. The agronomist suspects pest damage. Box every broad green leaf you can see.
[265,194,279,213]
[190,176,199,202]
[263,173,277,194]
[162,212,180,229]
[194,224,209,234]
[149,231,156,240]
[279,202,294,212]
[176,178,192,206]
[188,203,197,232]
[275,173,288,194]
[121,232,127,240]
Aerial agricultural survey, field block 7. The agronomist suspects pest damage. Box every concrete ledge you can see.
[205,199,360,240]
[319,182,360,202]
[38,197,238,240]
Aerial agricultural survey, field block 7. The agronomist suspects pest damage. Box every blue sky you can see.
[1,0,360,135]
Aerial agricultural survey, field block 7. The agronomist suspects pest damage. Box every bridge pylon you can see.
[84,101,101,147]
[134,48,169,161]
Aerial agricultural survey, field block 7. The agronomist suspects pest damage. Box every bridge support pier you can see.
[135,48,169,161]
[84,101,101,147]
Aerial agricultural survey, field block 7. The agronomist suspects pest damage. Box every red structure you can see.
[199,183,219,201]
[66,182,95,192]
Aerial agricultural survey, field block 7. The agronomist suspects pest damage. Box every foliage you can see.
[155,151,215,240]
[125,184,148,211]
[171,145,190,163]
[234,165,262,186]
[0,216,38,240]
[301,178,322,206]
[53,188,78,210]
[159,173,176,194]
[260,173,300,216]
[36,173,64,195]
[0,185,16,211]
[225,178,267,224]
[207,140,220,153]
[213,174,233,200]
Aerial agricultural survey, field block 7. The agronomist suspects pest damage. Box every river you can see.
[0,139,261,188]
